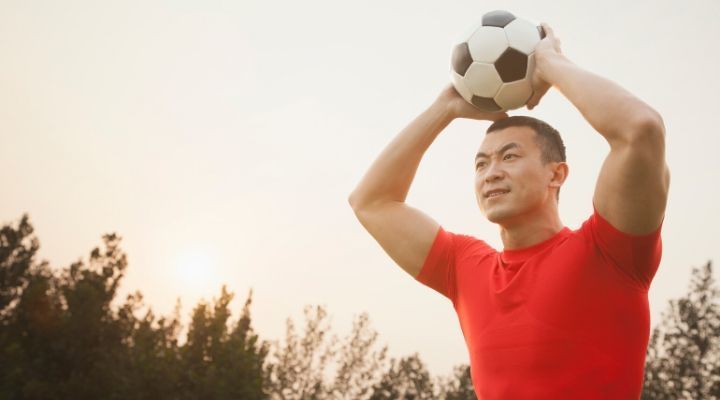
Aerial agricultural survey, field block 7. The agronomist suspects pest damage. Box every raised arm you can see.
[529,24,670,235]
[348,85,505,278]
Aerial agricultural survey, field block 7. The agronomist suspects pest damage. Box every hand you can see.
[437,84,508,122]
[526,23,563,110]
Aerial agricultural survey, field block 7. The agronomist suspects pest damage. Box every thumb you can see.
[526,85,550,111]
[489,111,509,121]
[539,22,554,39]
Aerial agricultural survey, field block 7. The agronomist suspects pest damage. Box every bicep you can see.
[593,127,670,235]
[352,201,440,278]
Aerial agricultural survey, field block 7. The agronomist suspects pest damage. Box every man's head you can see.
[474,116,568,225]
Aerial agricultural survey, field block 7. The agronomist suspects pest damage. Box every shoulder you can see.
[445,229,497,256]
[576,205,663,289]
[425,227,496,268]
[579,204,664,245]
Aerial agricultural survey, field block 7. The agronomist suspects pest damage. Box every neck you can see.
[498,205,564,250]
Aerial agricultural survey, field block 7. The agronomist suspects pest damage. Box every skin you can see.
[474,127,568,249]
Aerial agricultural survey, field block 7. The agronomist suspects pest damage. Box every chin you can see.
[484,206,513,224]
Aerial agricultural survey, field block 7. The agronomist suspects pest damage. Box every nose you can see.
[484,161,504,183]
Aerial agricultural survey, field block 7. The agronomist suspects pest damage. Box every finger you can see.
[527,93,541,110]
[537,23,547,39]
[540,22,554,38]
[526,91,538,110]
[489,111,509,121]
[474,109,507,121]
[526,85,550,110]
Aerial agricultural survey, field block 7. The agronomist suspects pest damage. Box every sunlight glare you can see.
[174,248,220,298]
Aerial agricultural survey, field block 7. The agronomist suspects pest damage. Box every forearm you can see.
[537,52,664,145]
[348,100,453,209]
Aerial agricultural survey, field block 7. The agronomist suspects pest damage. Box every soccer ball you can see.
[450,10,545,112]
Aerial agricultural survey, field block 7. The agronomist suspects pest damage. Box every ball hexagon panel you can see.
[495,79,533,110]
[450,70,474,102]
[481,10,516,28]
[464,62,503,97]
[451,42,473,76]
[504,18,542,55]
[494,48,528,82]
[467,26,508,64]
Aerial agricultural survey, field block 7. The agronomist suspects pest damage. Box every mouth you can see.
[484,189,510,199]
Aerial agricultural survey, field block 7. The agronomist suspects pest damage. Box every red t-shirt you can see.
[415,206,663,399]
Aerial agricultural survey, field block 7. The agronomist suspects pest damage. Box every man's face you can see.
[474,126,559,225]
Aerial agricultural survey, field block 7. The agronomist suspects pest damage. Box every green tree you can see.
[0,220,130,399]
[0,214,268,400]
[264,304,339,399]
[119,294,184,400]
[327,312,388,399]
[264,305,389,400]
[369,353,436,400]
[0,214,36,317]
[436,365,477,400]
[0,213,505,399]
[643,261,720,399]
[179,286,269,399]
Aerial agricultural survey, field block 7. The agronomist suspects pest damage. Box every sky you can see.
[1,0,719,379]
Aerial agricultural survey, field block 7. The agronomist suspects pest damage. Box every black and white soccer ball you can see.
[450,10,546,112]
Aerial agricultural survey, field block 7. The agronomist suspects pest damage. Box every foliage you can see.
[0,214,268,400]
[436,365,477,400]
[263,305,389,399]
[643,261,720,400]
[369,353,436,400]
[0,213,491,398]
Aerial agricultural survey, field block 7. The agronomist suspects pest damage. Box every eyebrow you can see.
[475,142,521,161]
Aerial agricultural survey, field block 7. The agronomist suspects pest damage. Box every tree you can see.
[327,312,388,399]
[264,305,389,400]
[0,223,130,399]
[369,353,436,400]
[0,213,503,398]
[436,365,477,400]
[0,214,36,319]
[264,304,338,399]
[643,261,720,399]
[179,286,269,400]
[0,214,268,400]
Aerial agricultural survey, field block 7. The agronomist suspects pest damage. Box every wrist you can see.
[535,51,570,84]
[431,92,457,123]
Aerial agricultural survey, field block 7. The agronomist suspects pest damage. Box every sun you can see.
[174,248,220,297]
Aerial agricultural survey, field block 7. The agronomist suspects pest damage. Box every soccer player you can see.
[348,23,670,399]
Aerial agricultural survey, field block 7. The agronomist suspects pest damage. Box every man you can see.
[348,23,670,399]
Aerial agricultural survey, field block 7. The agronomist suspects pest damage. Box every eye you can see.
[503,153,517,160]
[475,161,487,170]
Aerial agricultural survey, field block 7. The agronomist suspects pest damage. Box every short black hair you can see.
[486,116,566,200]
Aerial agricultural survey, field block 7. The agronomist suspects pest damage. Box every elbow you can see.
[348,192,358,210]
[632,109,665,140]
[348,191,389,214]
[625,109,666,150]
[347,191,366,212]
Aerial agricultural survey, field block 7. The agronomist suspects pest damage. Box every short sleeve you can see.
[414,226,484,303]
[584,204,664,290]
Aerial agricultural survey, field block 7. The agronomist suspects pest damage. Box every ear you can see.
[548,162,569,189]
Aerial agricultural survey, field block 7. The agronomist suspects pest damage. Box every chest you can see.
[454,241,647,341]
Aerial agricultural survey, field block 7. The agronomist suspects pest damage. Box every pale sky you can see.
[2,0,719,378]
